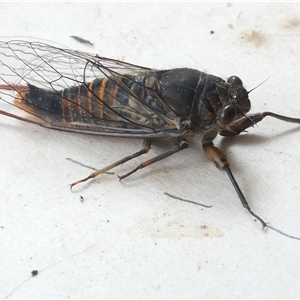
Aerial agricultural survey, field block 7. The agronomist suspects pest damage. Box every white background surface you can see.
[1,2,300,299]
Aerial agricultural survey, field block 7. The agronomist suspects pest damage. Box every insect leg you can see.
[202,131,267,228]
[220,112,300,136]
[118,139,189,180]
[70,139,151,188]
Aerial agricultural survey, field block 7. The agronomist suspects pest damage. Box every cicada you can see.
[0,39,300,231]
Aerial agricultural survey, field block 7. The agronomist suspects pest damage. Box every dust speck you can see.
[240,30,268,48]
[128,218,223,238]
[282,18,300,30]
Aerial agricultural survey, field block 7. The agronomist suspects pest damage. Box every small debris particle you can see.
[70,35,93,46]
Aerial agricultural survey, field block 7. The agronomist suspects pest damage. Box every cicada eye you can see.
[219,104,237,125]
[227,76,243,86]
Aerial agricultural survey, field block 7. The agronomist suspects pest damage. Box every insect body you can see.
[0,40,300,231]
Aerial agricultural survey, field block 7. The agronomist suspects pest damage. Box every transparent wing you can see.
[0,39,183,138]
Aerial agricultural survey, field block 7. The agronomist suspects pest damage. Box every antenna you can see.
[247,76,270,94]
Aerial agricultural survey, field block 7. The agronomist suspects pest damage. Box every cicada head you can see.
[218,76,251,126]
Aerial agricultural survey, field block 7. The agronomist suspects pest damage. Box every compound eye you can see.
[219,104,237,125]
[227,76,243,86]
